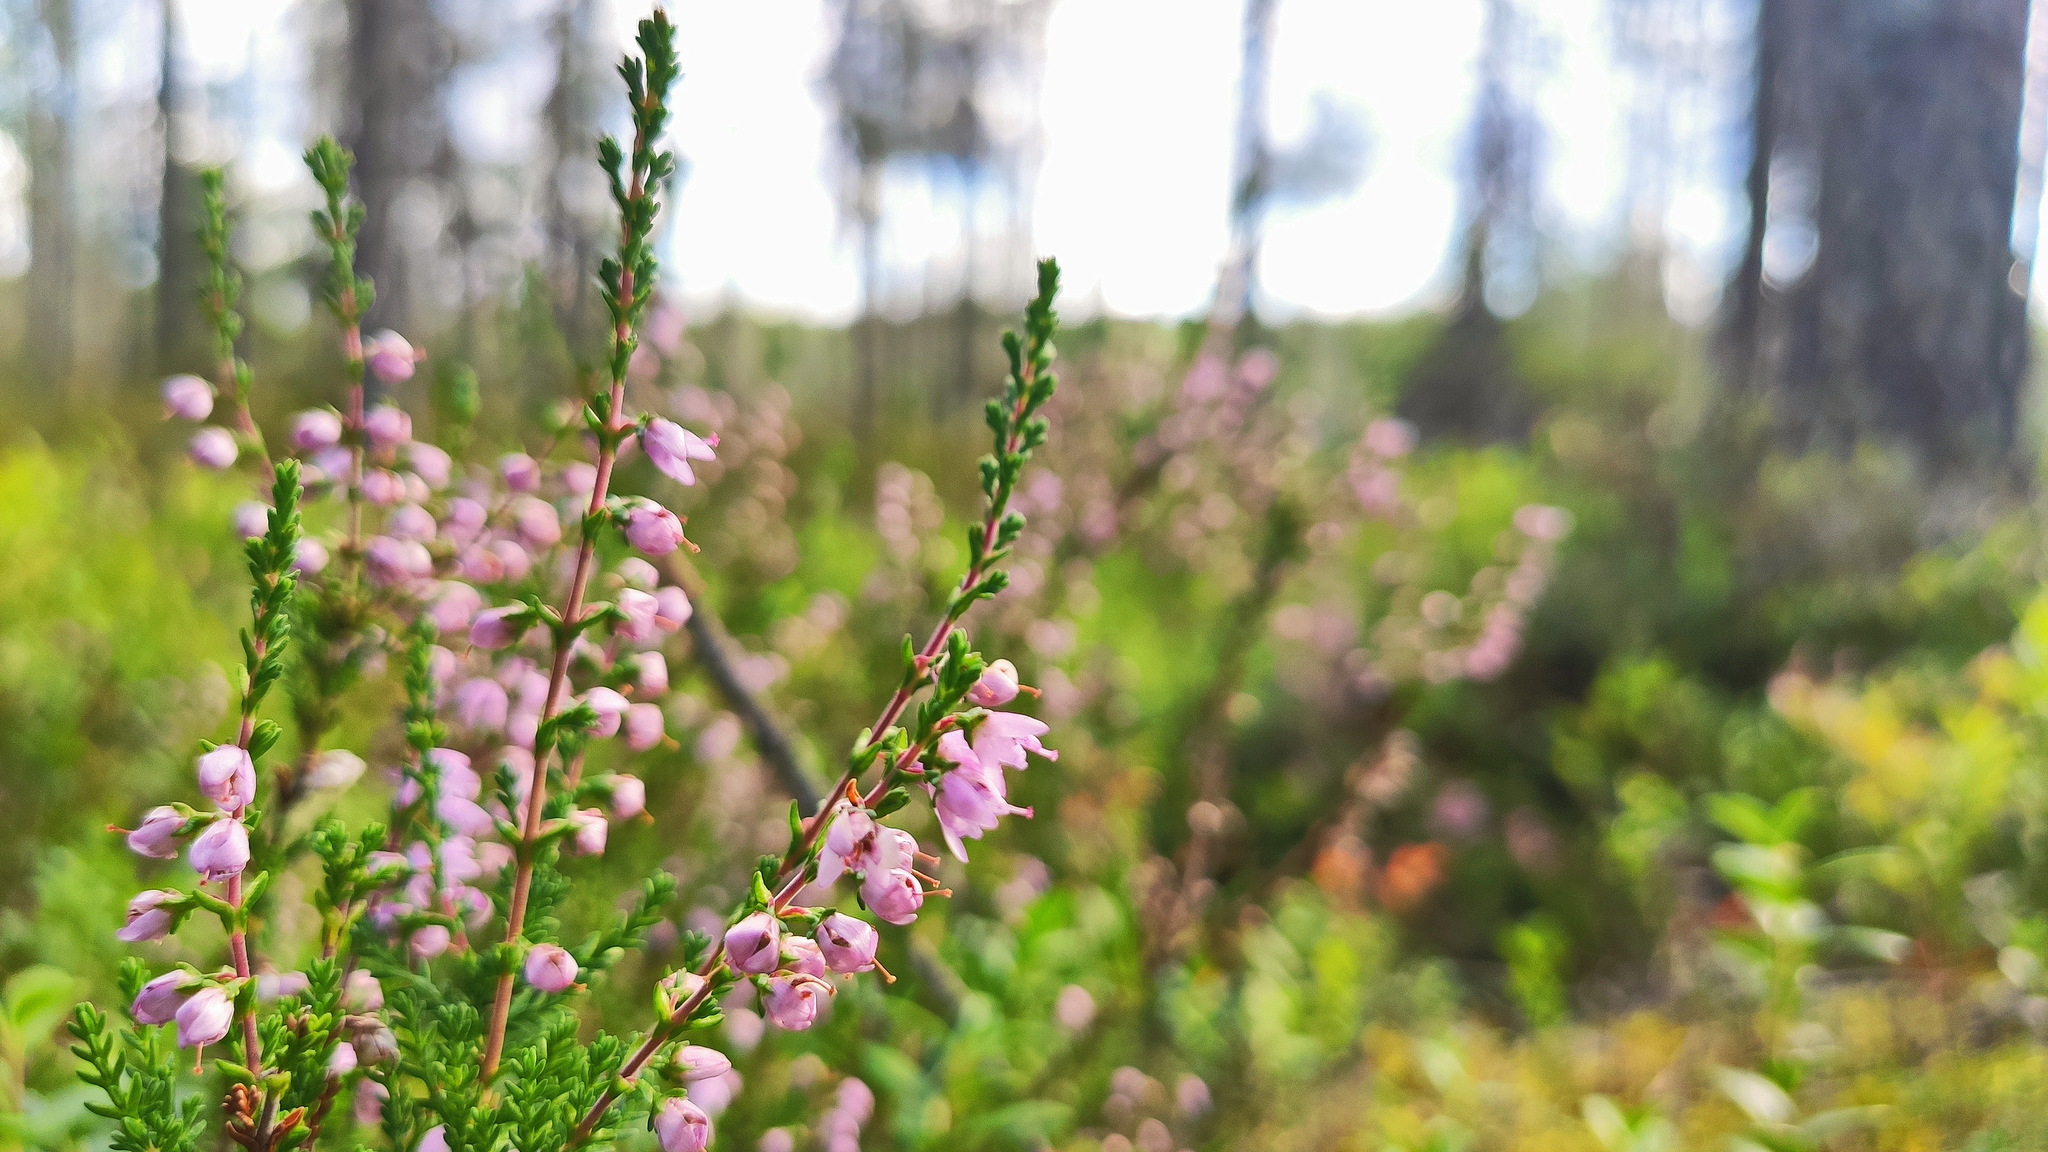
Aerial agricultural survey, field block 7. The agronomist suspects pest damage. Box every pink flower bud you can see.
[781,935,827,978]
[584,686,630,737]
[1364,417,1418,459]
[452,677,509,733]
[293,538,331,575]
[966,659,1022,707]
[366,535,432,586]
[353,1080,387,1127]
[292,409,343,451]
[564,461,598,496]
[610,775,646,819]
[407,443,452,489]
[388,503,436,541]
[363,404,413,449]
[410,924,451,962]
[725,911,782,975]
[127,805,187,859]
[233,501,269,540]
[512,496,561,549]
[489,539,533,581]
[303,749,365,790]
[655,1097,713,1152]
[174,985,233,1049]
[838,1078,875,1125]
[361,468,405,505]
[189,816,249,881]
[132,969,199,1024]
[364,331,421,384]
[418,1126,448,1152]
[470,606,524,650]
[256,970,310,1001]
[624,703,665,751]
[654,586,692,632]
[197,745,256,811]
[499,453,541,492]
[762,973,831,1031]
[636,652,670,695]
[428,582,483,636]
[342,970,384,1013]
[616,557,659,589]
[675,1044,731,1082]
[615,589,660,643]
[117,889,181,943]
[861,869,924,926]
[437,794,494,836]
[816,913,879,974]
[161,374,213,421]
[569,808,608,856]
[641,419,718,487]
[189,427,238,470]
[327,1040,358,1077]
[524,943,580,993]
[625,504,687,555]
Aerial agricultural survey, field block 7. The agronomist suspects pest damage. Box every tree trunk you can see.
[27,0,76,393]
[347,0,451,349]
[155,0,197,371]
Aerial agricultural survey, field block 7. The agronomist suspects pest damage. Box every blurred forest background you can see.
[10,0,2048,1150]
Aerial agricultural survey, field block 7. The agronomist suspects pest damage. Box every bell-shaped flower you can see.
[626,503,688,556]
[131,969,199,1024]
[624,702,665,751]
[816,912,879,974]
[861,868,924,926]
[197,746,256,812]
[189,816,249,881]
[364,331,421,385]
[966,659,1022,707]
[189,427,238,470]
[174,985,234,1049]
[117,889,182,943]
[524,943,580,993]
[725,911,782,975]
[641,419,717,487]
[127,805,188,859]
[970,711,1058,772]
[161,374,213,421]
[654,1097,713,1152]
[762,973,832,1031]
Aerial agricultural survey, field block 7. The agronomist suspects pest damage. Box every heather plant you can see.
[77,13,1066,1152]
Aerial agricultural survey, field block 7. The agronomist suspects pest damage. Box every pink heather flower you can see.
[564,461,598,496]
[816,913,878,974]
[310,446,352,481]
[429,582,483,637]
[511,496,562,549]
[1364,417,1418,459]
[1237,347,1280,390]
[117,889,181,943]
[1513,503,1572,542]
[499,453,541,492]
[233,501,269,540]
[189,816,249,881]
[654,585,692,631]
[161,374,213,420]
[624,703,665,752]
[353,1080,388,1127]
[256,970,310,1002]
[762,973,831,1031]
[695,1068,744,1113]
[1177,1074,1213,1117]
[437,794,495,837]
[452,678,509,733]
[418,1126,448,1152]
[655,1097,713,1152]
[362,404,413,449]
[127,805,187,859]
[174,985,233,1049]
[197,745,256,812]
[388,503,436,541]
[524,943,580,993]
[366,536,432,587]
[407,443,452,489]
[966,659,1022,707]
[625,504,687,555]
[615,589,660,643]
[1054,983,1096,1031]
[726,911,782,975]
[132,969,199,1024]
[610,774,647,820]
[304,749,366,790]
[933,756,1029,861]
[568,808,609,856]
[616,557,659,589]
[470,606,524,650]
[635,651,670,695]
[327,1040,358,1077]
[342,970,384,1013]
[584,687,630,737]
[189,427,238,470]
[364,331,421,385]
[361,468,406,505]
[862,869,924,926]
[430,748,479,795]
[443,497,487,542]
[782,936,828,978]
[292,409,343,451]
[410,924,451,962]
[293,538,331,575]
[488,540,533,582]
[971,712,1057,771]
[676,1044,732,1082]
[640,419,718,486]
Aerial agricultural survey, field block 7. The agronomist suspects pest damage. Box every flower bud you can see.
[615,589,660,643]
[350,1020,400,1065]
[655,1097,713,1152]
[257,971,309,1001]
[327,1040,358,1077]
[624,703,665,752]
[610,775,647,820]
[861,868,924,926]
[499,453,541,492]
[781,935,827,978]
[470,606,524,650]
[816,912,879,974]
[407,443,452,489]
[511,496,561,549]
[675,1044,732,1082]
[966,659,1022,707]
[292,409,343,451]
[725,911,782,975]
[131,970,199,1024]
[762,973,831,1031]
[353,1079,387,1127]
[429,582,483,636]
[490,539,533,581]
[189,427,238,470]
[568,808,609,856]
[342,970,384,1013]
[294,538,331,575]
[127,805,187,859]
[524,943,580,993]
[654,586,692,631]
[417,1125,449,1152]
[366,535,432,586]
[409,924,451,962]
[641,419,718,487]
[189,816,250,881]
[117,889,181,943]
[584,686,630,737]
[363,405,413,451]
[626,504,687,555]
[364,331,420,385]
[197,745,256,811]
[616,557,659,589]
[174,985,233,1049]
[388,503,436,541]
[161,374,214,421]
[233,501,270,540]
[302,749,366,790]
[361,468,405,505]
[451,678,508,734]
[564,461,598,496]
[636,652,670,695]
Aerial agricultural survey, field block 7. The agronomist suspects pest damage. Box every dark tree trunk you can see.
[1222,0,1279,328]
[155,0,197,370]
[1720,0,1780,387]
[1728,0,2032,471]
[347,0,451,346]
[27,0,76,392]
[541,0,605,352]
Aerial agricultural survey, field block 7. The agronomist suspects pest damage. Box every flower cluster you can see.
[81,16,1066,1152]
